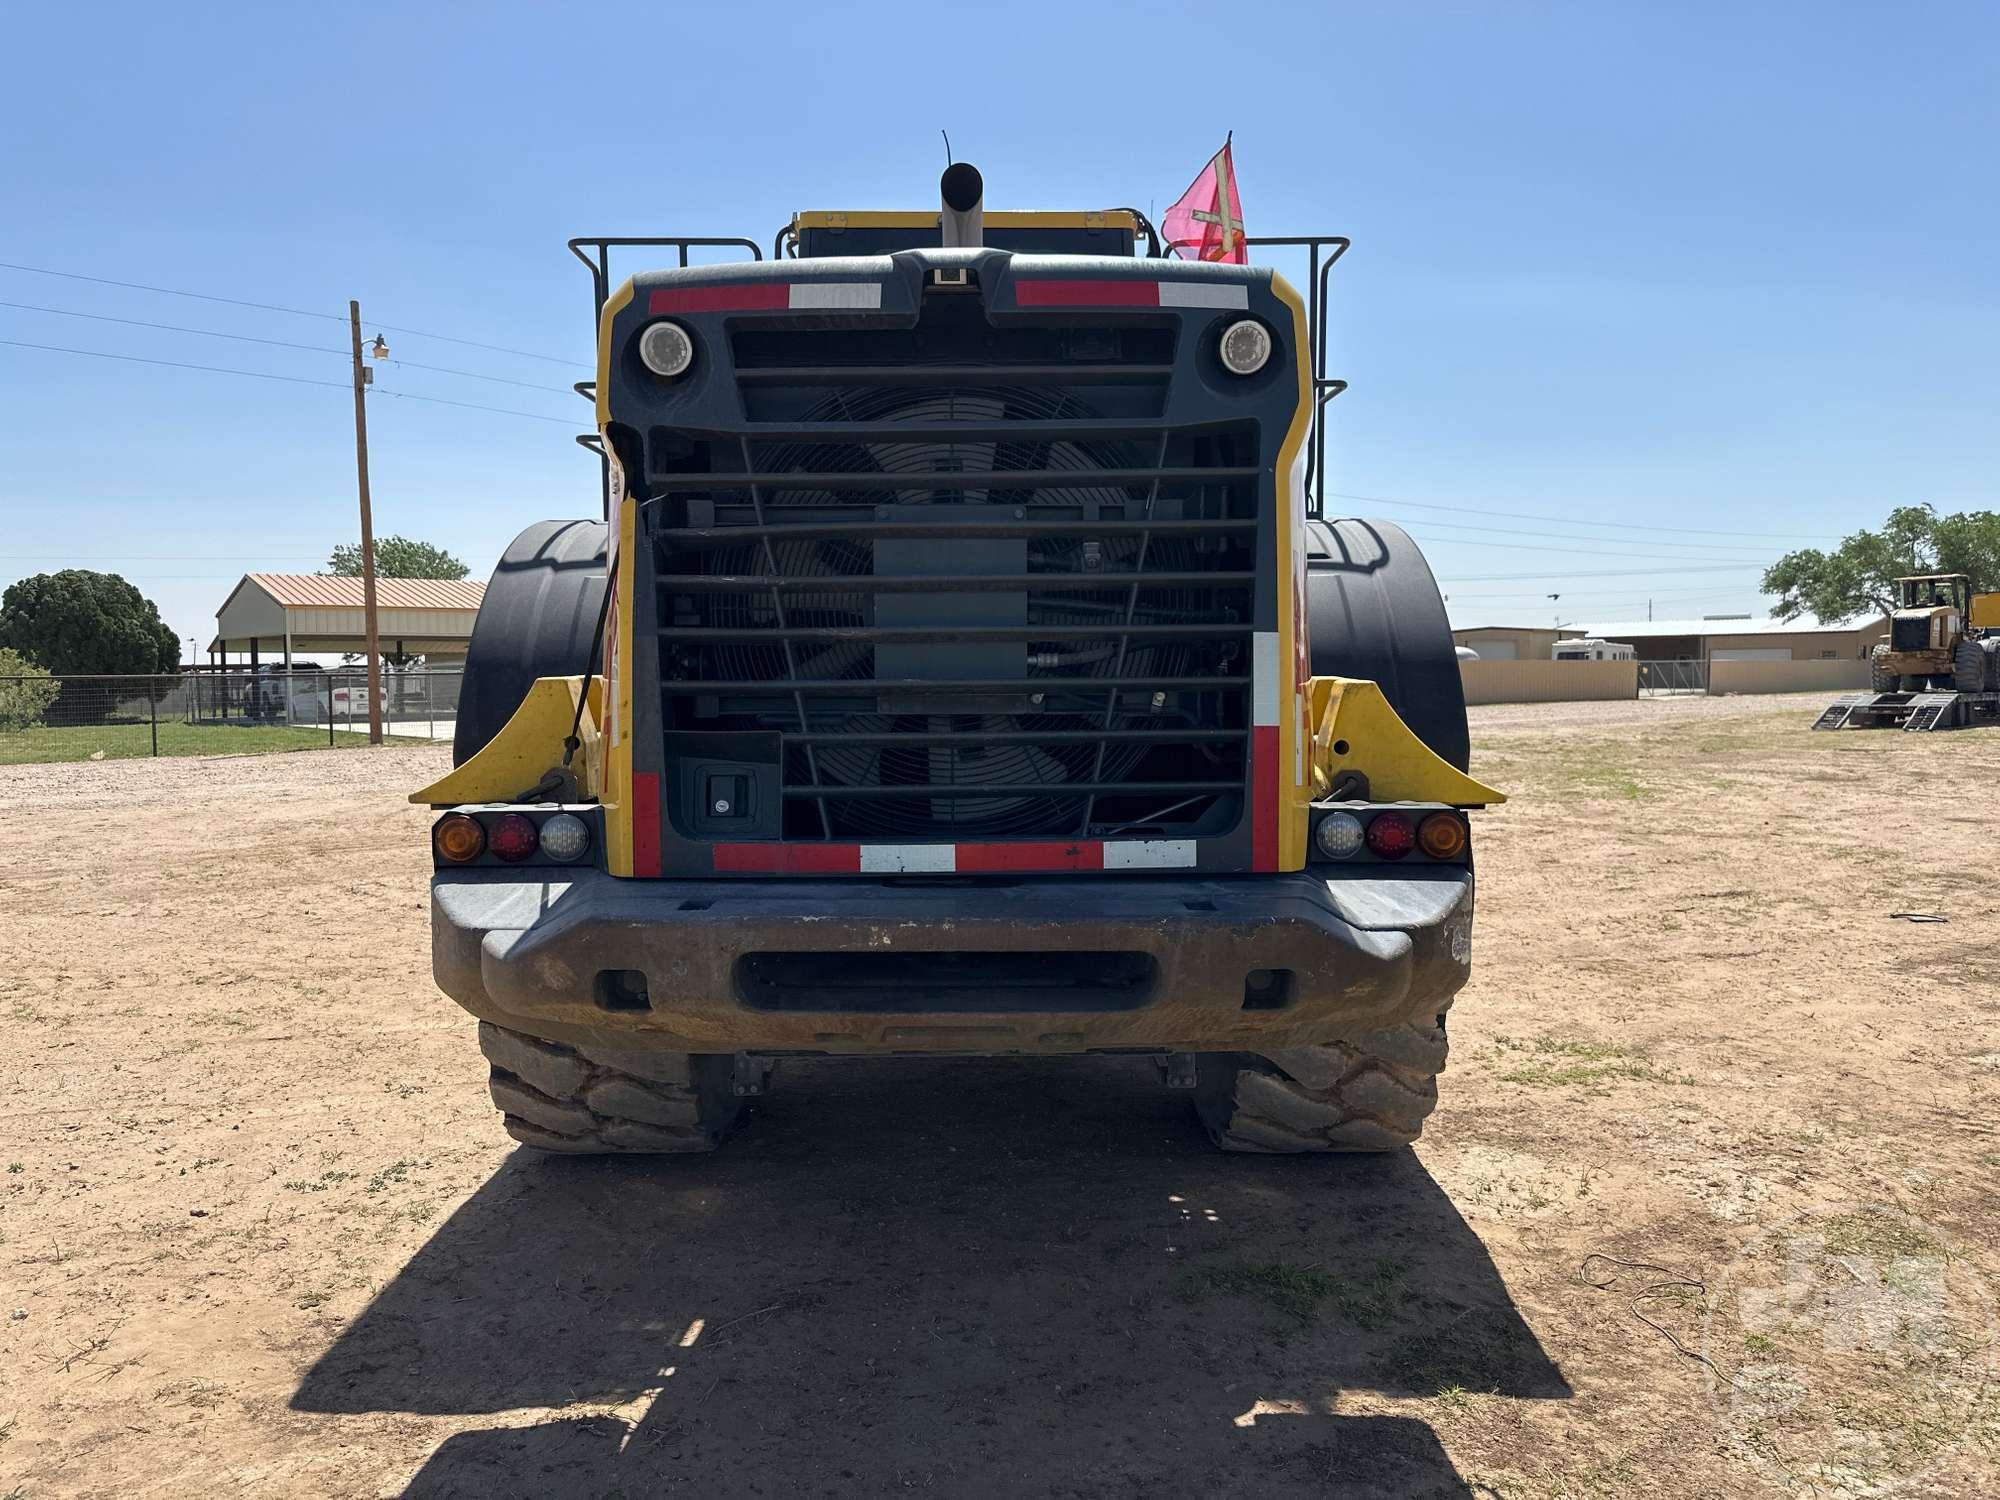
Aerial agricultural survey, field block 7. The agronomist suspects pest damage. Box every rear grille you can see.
[646,307,1261,843]
[1891,617,1929,652]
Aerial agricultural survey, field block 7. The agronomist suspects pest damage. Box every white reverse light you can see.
[1218,318,1272,376]
[637,319,696,379]
[1314,811,1365,860]
[538,812,592,863]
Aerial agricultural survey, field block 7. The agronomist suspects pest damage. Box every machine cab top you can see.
[1896,574,1973,612]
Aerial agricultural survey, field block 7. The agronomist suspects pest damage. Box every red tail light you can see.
[1364,811,1415,859]
[488,813,540,863]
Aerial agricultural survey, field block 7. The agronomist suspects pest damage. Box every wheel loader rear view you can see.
[414,164,1502,1155]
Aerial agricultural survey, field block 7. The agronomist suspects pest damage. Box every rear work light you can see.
[488,813,540,863]
[1364,811,1415,860]
[433,814,486,864]
[537,811,592,864]
[1417,812,1468,860]
[1314,811,1366,860]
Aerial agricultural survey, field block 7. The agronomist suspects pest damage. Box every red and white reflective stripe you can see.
[1015,279,1249,310]
[709,839,1198,874]
[647,282,882,315]
[1252,631,1281,728]
[1251,630,1282,871]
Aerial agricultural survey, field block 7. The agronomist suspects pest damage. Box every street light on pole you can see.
[348,301,387,745]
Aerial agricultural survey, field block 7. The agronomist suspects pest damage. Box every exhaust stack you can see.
[939,162,983,248]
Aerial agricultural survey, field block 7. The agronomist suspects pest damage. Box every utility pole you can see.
[348,300,383,745]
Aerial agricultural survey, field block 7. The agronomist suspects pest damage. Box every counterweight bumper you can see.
[431,867,1474,1056]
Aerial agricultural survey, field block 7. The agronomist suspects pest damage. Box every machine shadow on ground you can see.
[293,1056,1568,1496]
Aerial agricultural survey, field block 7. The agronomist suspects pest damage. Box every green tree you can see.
[1762,505,2000,621]
[327,536,468,580]
[0,570,181,676]
[0,647,60,731]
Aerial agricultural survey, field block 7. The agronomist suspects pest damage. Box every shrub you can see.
[0,648,60,731]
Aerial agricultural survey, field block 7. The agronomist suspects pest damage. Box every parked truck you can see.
[414,165,1502,1155]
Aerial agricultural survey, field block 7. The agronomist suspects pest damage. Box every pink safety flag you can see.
[1161,136,1248,264]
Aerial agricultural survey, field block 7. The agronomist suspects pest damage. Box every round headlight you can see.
[538,811,592,864]
[1218,318,1272,376]
[1314,811,1365,860]
[637,319,695,379]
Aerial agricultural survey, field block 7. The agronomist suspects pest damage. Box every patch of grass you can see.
[282,1170,357,1194]
[1743,1332,1776,1355]
[1490,1032,1695,1090]
[1187,1258,1404,1327]
[1818,1209,1943,1260]
[1566,762,1647,800]
[0,722,425,765]
[366,1158,425,1194]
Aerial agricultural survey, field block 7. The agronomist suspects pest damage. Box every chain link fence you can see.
[0,669,463,762]
[1637,659,1708,694]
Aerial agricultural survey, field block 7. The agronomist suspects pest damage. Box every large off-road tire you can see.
[454,519,609,766]
[1306,518,1470,772]
[1870,645,1899,694]
[1983,638,2000,692]
[1194,1015,1449,1153]
[1953,638,1986,694]
[478,1021,744,1154]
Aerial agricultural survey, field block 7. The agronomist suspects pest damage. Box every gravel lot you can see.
[2,695,1995,1498]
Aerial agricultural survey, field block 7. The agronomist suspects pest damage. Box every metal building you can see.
[209,573,484,668]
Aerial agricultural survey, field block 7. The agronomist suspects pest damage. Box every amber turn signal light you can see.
[433,813,486,864]
[1416,812,1468,860]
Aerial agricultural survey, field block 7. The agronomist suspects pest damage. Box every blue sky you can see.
[3,1,1994,651]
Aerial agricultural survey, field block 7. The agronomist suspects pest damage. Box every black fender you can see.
[1304,518,1470,772]
[454,519,609,765]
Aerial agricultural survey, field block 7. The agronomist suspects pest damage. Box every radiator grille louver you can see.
[649,333,1261,842]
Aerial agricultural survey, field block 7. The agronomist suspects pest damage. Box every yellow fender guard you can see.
[1309,677,1504,806]
[411,676,602,806]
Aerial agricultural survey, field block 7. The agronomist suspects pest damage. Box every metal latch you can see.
[1162,1052,1198,1090]
[732,1054,773,1098]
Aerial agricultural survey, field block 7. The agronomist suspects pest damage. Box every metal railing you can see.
[0,669,464,759]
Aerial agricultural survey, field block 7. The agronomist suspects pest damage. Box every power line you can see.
[0,259,584,367]
[0,337,351,391]
[1,300,576,393]
[0,299,345,355]
[1326,489,1833,543]
[1435,564,1766,582]
[0,338,574,423]
[1400,534,1775,565]
[1356,512,1780,558]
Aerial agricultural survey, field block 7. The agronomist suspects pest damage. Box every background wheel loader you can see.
[414,165,1502,1156]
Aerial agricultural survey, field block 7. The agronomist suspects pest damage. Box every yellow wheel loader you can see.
[414,165,1502,1155]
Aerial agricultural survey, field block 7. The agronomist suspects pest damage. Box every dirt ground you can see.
[3,691,1996,1498]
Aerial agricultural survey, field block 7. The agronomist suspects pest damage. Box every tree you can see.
[1762,505,2000,622]
[0,570,181,676]
[327,536,468,580]
[0,647,60,731]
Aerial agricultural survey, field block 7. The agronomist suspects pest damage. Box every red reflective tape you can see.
[1015,279,1159,308]
[649,284,789,314]
[1252,725,1280,871]
[631,772,661,877]
[955,841,1105,872]
[712,842,861,874]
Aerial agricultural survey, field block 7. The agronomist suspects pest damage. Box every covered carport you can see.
[209,573,484,668]
[205,573,485,734]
